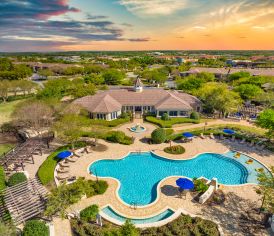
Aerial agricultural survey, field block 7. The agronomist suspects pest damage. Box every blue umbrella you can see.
[57,151,72,159]
[176,178,194,190]
[223,129,235,135]
[182,132,194,138]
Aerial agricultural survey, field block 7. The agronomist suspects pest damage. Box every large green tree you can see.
[256,166,274,213]
[234,84,263,100]
[102,69,125,85]
[196,82,242,117]
[256,109,274,138]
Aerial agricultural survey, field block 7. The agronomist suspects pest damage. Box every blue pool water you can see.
[101,206,174,224]
[90,151,269,206]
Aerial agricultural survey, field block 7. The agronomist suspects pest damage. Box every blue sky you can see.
[0,0,273,51]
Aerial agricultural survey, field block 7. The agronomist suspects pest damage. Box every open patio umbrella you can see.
[223,129,235,135]
[57,150,73,159]
[182,132,194,138]
[176,178,194,190]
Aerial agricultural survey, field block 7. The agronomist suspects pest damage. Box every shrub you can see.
[190,111,200,120]
[151,128,166,144]
[164,145,185,154]
[105,131,133,145]
[161,113,170,121]
[120,220,139,236]
[193,178,209,193]
[0,167,6,190]
[80,205,99,222]
[22,220,49,236]
[7,172,27,187]
[90,117,130,127]
[145,116,199,128]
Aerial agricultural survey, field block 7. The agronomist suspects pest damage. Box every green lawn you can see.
[0,144,15,157]
[0,99,28,125]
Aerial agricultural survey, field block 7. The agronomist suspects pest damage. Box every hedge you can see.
[0,167,6,190]
[145,116,200,128]
[22,220,49,236]
[7,172,27,187]
[151,128,166,144]
[38,142,87,186]
[89,117,130,127]
[164,145,185,154]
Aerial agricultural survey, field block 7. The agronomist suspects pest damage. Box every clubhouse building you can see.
[74,78,201,121]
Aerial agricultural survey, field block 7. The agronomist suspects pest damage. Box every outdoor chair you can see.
[67,156,77,162]
[57,173,69,180]
[231,136,235,142]
[85,146,93,153]
[200,133,205,139]
[220,134,224,140]
[57,167,69,173]
[256,144,266,151]
[210,133,215,139]
[60,161,70,167]
[240,138,246,144]
[249,140,255,147]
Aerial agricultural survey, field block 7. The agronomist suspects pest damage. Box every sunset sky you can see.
[0,0,274,51]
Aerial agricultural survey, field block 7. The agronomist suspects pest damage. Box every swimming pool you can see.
[101,206,174,225]
[90,151,269,206]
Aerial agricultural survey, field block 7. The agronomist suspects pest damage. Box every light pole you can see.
[204,122,208,132]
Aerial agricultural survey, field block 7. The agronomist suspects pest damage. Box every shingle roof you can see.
[74,89,201,113]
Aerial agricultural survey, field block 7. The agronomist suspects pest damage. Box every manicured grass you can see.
[164,145,185,154]
[38,142,87,186]
[145,116,200,128]
[37,147,66,186]
[0,166,6,190]
[0,99,28,125]
[0,144,15,157]
[89,117,130,127]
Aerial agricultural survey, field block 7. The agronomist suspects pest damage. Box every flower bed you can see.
[164,145,185,155]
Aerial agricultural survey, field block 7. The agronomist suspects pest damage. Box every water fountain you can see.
[129,123,146,133]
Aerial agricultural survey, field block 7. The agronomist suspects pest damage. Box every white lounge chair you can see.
[200,133,205,139]
[231,136,235,142]
[249,140,255,147]
[57,167,69,173]
[240,138,246,144]
[210,133,215,139]
[57,173,69,180]
[220,134,224,140]
[67,156,77,162]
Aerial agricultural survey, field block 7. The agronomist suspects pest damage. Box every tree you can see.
[13,101,54,135]
[80,205,99,222]
[228,71,250,81]
[256,166,274,213]
[196,82,242,117]
[0,221,16,236]
[103,69,125,85]
[151,128,166,144]
[234,84,263,100]
[53,114,90,148]
[22,220,49,236]
[0,80,10,102]
[177,75,205,93]
[120,220,139,236]
[38,68,54,77]
[256,109,274,138]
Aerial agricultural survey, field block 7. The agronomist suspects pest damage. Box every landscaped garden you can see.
[145,116,199,128]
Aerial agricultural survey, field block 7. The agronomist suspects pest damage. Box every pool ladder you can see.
[130,202,137,210]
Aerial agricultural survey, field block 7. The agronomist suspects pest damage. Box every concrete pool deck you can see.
[65,134,273,235]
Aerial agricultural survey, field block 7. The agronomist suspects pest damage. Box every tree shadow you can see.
[202,191,267,235]
[161,185,179,197]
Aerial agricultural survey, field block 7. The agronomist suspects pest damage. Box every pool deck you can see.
[66,131,273,235]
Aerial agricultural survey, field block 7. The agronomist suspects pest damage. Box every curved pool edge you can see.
[99,204,224,235]
[87,150,271,208]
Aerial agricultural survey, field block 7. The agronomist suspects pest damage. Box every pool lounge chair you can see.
[57,167,69,173]
[209,133,215,139]
[67,156,77,162]
[249,140,255,147]
[231,136,235,142]
[240,138,246,144]
[85,146,93,153]
[60,161,70,167]
[256,144,266,151]
[220,134,224,140]
[57,173,69,180]
[200,133,205,139]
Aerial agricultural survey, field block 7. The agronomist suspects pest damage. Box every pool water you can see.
[101,206,174,225]
[90,151,269,206]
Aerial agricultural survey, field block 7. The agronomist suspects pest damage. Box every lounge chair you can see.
[240,138,246,144]
[200,133,205,139]
[220,134,224,140]
[67,156,77,162]
[210,133,215,139]
[257,144,265,151]
[85,146,93,153]
[56,173,69,180]
[60,161,70,167]
[57,167,69,173]
[231,136,235,142]
[249,140,255,147]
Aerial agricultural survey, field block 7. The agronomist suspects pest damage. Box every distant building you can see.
[74,78,201,121]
